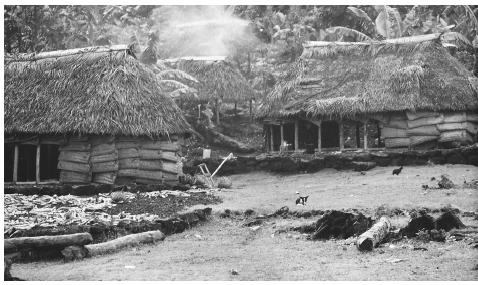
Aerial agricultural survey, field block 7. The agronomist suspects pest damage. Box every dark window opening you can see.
[271,125,281,151]
[321,121,339,148]
[40,144,60,181]
[4,144,14,182]
[18,145,36,182]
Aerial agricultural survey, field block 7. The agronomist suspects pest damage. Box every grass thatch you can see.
[259,35,478,120]
[5,45,191,137]
[168,57,255,103]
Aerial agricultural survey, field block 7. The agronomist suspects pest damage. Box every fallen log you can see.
[5,233,93,251]
[84,230,165,257]
[356,216,391,251]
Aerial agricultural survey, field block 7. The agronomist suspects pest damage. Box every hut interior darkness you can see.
[4,45,191,185]
[260,34,478,153]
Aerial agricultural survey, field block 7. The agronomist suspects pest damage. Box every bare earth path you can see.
[11,164,478,280]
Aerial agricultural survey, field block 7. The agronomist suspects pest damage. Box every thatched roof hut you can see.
[5,45,190,185]
[165,56,255,103]
[259,33,478,120]
[259,34,478,153]
[5,45,191,137]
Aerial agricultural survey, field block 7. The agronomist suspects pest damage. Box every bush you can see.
[216,176,232,189]
[111,191,128,204]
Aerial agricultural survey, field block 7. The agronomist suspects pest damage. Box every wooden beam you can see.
[270,125,274,151]
[377,122,382,147]
[363,120,368,150]
[36,144,41,184]
[339,121,344,151]
[280,124,284,146]
[294,121,299,151]
[317,120,322,153]
[13,145,19,183]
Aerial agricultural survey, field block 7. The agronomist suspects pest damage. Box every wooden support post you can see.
[270,125,274,151]
[377,122,381,147]
[36,144,41,184]
[249,99,253,122]
[13,145,19,183]
[339,121,344,151]
[356,123,360,148]
[363,120,368,150]
[280,124,284,146]
[294,120,299,151]
[317,120,322,153]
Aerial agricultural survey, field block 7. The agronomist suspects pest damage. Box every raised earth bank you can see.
[184,144,478,175]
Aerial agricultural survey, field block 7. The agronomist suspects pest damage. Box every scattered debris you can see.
[230,269,239,276]
[216,177,232,189]
[311,210,372,240]
[438,175,455,189]
[413,247,428,251]
[124,265,136,269]
[386,258,405,263]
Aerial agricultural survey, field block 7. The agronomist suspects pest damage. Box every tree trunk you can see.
[474,48,478,77]
[5,233,93,251]
[84,231,165,257]
[356,217,391,251]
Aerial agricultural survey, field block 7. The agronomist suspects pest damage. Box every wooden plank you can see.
[69,136,89,142]
[382,127,408,138]
[139,149,162,160]
[117,169,138,178]
[163,172,178,182]
[116,141,139,149]
[92,172,116,185]
[58,161,90,173]
[91,143,116,156]
[91,161,118,173]
[406,111,440,121]
[59,151,90,164]
[294,121,299,151]
[90,152,118,163]
[160,151,178,162]
[13,145,18,183]
[118,148,139,159]
[339,121,344,151]
[443,112,467,123]
[437,122,469,132]
[60,170,91,183]
[410,135,438,146]
[136,169,163,180]
[161,161,178,174]
[36,144,40,183]
[407,125,440,136]
[139,160,163,171]
[60,143,91,152]
[141,141,179,151]
[135,178,163,184]
[119,158,139,169]
[407,115,444,129]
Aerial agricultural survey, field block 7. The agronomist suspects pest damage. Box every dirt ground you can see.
[11,164,478,280]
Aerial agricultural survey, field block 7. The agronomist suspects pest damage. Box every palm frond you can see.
[441,31,473,50]
[347,7,374,27]
[326,26,372,42]
[375,5,403,39]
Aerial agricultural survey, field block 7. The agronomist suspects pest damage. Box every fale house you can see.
[4,45,191,185]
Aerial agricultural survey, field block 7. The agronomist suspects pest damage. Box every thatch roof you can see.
[166,56,256,103]
[5,45,191,137]
[258,34,478,120]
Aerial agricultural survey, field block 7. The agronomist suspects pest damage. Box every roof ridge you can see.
[6,45,131,63]
[304,33,441,48]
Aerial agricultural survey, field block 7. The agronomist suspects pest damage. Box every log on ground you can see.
[356,216,391,251]
[5,233,93,251]
[84,230,165,257]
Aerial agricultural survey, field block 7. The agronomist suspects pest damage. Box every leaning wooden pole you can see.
[356,216,391,251]
[5,233,93,252]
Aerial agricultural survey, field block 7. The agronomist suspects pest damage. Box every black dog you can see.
[392,166,403,175]
[296,196,309,205]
